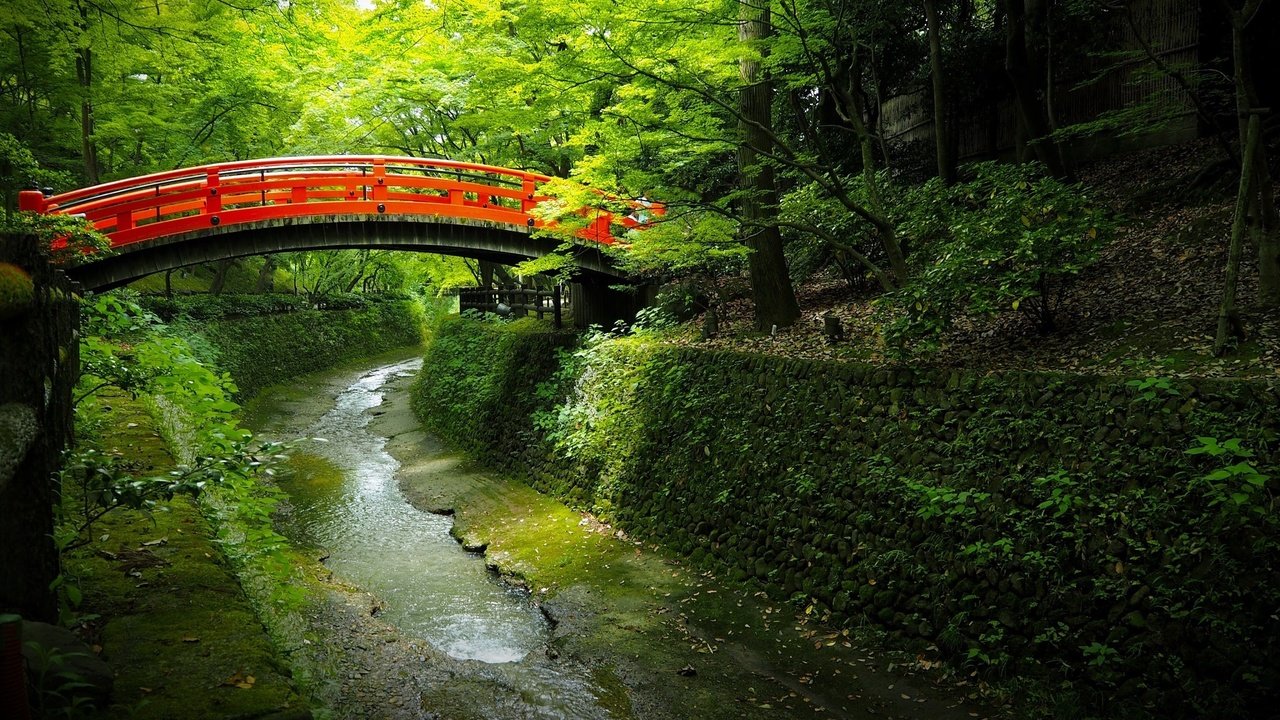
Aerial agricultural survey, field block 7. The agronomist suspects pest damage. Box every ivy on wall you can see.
[413,316,1280,719]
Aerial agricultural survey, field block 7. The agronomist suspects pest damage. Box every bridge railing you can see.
[18,156,651,251]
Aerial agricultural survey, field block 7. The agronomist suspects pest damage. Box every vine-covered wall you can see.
[0,235,79,621]
[412,316,1280,718]
[193,298,427,397]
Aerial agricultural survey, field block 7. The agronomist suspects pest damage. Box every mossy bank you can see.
[57,295,432,717]
[167,295,428,397]
[411,315,1280,719]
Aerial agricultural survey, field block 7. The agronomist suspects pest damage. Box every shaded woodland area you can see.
[1,1,1277,366]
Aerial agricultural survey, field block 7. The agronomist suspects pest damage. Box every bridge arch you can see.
[62,213,624,291]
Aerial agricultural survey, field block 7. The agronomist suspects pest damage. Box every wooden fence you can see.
[458,286,564,328]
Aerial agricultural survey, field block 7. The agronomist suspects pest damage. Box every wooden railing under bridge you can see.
[458,286,564,328]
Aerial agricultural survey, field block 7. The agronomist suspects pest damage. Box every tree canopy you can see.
[1,0,1275,340]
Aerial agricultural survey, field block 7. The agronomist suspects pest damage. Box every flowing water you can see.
[266,358,548,664]
[252,358,626,719]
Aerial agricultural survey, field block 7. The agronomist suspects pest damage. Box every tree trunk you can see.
[737,0,800,330]
[75,2,99,186]
[842,49,910,284]
[925,0,955,184]
[1003,0,1068,178]
[1228,3,1280,306]
[254,255,276,294]
[208,259,233,295]
[343,250,370,293]
[1215,113,1260,356]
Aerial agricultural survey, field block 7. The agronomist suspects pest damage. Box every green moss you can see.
[0,261,35,319]
[412,318,1280,719]
[61,392,306,719]
[195,299,427,397]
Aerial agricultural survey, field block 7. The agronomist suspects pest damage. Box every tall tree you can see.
[1223,0,1278,308]
[738,0,800,329]
[1002,0,1069,178]
[924,0,956,183]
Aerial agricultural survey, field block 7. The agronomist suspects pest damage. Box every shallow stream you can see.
[247,357,626,719]
[265,358,551,664]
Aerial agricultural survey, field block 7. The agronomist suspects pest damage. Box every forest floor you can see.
[689,139,1280,380]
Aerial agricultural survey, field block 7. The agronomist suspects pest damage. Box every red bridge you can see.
[18,156,648,291]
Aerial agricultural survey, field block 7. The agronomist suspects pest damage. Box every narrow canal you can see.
[268,358,546,663]
[248,356,621,719]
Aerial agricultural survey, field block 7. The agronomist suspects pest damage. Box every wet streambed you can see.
[247,357,619,718]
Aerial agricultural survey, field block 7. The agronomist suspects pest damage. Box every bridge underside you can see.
[67,214,626,291]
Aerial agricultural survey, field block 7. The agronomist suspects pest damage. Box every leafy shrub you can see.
[138,291,419,322]
[61,293,281,555]
[192,298,427,397]
[882,162,1113,351]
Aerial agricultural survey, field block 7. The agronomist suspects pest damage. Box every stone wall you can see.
[192,299,428,398]
[0,234,79,622]
[412,317,1280,718]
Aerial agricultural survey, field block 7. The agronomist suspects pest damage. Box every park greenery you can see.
[3,1,1280,717]
[1,0,1275,351]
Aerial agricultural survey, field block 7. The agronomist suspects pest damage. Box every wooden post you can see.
[553,285,562,329]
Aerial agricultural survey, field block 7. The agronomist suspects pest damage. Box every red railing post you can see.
[521,177,537,213]
[205,168,221,217]
[17,190,44,213]
[371,158,388,202]
[449,188,464,206]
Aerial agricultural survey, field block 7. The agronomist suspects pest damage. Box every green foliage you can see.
[905,479,990,524]
[0,212,111,263]
[882,163,1113,351]
[415,325,1280,718]
[1033,469,1084,518]
[0,132,70,212]
[411,315,573,472]
[193,298,428,397]
[1126,375,1180,403]
[23,639,100,718]
[137,291,415,322]
[60,292,284,558]
[1187,437,1273,519]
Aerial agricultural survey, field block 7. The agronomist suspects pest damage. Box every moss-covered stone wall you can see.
[194,299,427,397]
[411,316,1280,718]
